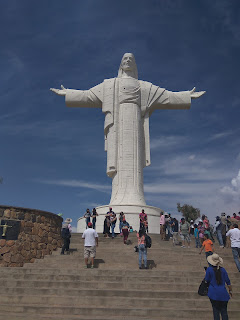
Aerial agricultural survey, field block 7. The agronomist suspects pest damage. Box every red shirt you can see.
[139,212,147,222]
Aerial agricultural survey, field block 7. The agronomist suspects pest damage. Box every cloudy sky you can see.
[1,0,240,228]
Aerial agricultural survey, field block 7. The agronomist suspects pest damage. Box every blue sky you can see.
[1,0,240,228]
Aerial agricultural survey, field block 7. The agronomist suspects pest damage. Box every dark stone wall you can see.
[0,205,63,267]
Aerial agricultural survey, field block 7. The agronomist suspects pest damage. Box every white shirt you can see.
[82,228,98,247]
[226,228,240,248]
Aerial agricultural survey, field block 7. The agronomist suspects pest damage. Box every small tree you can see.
[177,202,200,222]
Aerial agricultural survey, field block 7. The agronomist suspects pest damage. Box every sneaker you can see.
[144,266,148,269]
[181,245,186,248]
[139,266,142,269]
[84,265,88,269]
[91,265,94,269]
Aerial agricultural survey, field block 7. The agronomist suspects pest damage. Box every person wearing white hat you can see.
[205,253,232,320]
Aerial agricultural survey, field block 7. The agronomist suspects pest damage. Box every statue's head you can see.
[118,53,138,79]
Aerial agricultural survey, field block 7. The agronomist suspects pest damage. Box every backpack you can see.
[61,227,71,239]
[145,234,152,248]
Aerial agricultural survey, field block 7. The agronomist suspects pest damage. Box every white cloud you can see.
[231,170,240,188]
[37,179,111,193]
[219,170,240,202]
[150,135,188,150]
[208,130,233,141]
[188,154,196,160]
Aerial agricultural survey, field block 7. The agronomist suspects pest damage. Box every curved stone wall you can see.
[0,205,63,267]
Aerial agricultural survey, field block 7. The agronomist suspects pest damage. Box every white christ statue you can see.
[51,53,205,232]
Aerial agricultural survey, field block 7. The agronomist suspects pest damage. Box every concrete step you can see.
[2,279,239,292]
[0,289,239,303]
[1,266,239,279]
[1,232,238,320]
[0,304,239,319]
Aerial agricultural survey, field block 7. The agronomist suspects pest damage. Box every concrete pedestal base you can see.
[77,204,162,234]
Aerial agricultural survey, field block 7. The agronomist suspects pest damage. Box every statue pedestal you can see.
[77,204,162,234]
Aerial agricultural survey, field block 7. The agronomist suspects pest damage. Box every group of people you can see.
[60,210,240,320]
[214,212,240,248]
[159,211,240,271]
[83,208,98,229]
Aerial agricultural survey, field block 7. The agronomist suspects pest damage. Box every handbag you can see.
[198,279,209,296]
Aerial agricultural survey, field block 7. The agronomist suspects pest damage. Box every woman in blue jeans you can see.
[137,228,147,269]
[205,254,232,320]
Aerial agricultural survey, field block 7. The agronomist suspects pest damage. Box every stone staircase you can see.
[0,232,239,320]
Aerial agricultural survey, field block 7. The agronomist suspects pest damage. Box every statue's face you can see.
[121,53,135,72]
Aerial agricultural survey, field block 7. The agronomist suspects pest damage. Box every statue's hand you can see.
[190,87,206,99]
[50,85,67,96]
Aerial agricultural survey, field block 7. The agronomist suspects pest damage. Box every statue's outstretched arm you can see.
[190,87,206,99]
[50,85,67,96]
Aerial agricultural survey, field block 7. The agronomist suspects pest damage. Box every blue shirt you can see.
[194,227,199,238]
[205,267,231,301]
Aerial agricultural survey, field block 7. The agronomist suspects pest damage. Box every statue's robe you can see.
[65,78,191,205]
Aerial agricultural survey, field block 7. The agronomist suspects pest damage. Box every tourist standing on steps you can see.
[160,212,165,240]
[221,213,227,247]
[171,217,179,246]
[139,209,148,232]
[226,224,240,272]
[214,216,224,248]
[103,208,111,237]
[189,220,195,239]
[137,228,147,269]
[110,210,117,238]
[119,211,125,236]
[82,222,98,268]
[84,208,91,229]
[91,208,98,230]
[61,218,72,255]
[122,218,130,244]
[198,220,205,245]
[180,217,190,248]
[194,224,201,248]
[205,253,232,320]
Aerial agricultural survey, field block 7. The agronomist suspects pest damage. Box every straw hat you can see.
[207,253,223,269]
[64,218,72,223]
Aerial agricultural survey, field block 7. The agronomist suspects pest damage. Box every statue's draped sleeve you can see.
[150,89,191,111]
[65,84,103,108]
[139,82,191,167]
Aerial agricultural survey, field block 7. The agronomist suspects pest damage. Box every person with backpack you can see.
[205,253,232,320]
[137,228,149,269]
[61,218,72,255]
